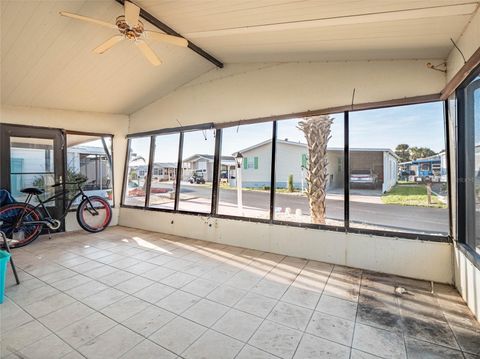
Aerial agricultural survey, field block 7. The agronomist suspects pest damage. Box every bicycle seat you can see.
[20,188,44,195]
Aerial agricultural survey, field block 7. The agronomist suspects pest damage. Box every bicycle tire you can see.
[0,203,42,248]
[76,196,112,233]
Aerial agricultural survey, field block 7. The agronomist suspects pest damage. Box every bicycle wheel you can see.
[0,203,42,248]
[76,196,112,233]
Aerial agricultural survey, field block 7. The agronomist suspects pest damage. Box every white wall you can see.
[119,207,452,283]
[454,246,480,320]
[0,105,129,230]
[121,59,453,284]
[447,7,480,81]
[130,60,445,132]
[444,7,480,321]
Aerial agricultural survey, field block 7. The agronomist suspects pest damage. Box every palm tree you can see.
[297,115,333,224]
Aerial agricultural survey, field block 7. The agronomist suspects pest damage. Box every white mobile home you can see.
[237,139,398,192]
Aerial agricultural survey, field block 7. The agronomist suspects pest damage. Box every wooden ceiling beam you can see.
[115,0,223,68]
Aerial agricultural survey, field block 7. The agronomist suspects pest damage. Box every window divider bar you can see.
[174,132,184,211]
[120,139,131,206]
[211,129,222,215]
[145,136,155,208]
[269,121,277,222]
[344,111,350,229]
[444,100,453,238]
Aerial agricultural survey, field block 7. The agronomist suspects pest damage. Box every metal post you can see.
[344,112,350,229]
[236,165,243,215]
[269,121,277,221]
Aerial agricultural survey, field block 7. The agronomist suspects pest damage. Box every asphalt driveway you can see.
[172,183,449,235]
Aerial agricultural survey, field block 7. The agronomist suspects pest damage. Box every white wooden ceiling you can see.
[0,0,214,115]
[1,0,478,114]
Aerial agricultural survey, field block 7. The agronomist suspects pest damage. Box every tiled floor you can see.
[1,226,479,359]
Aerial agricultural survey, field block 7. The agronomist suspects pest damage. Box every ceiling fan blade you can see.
[59,11,117,29]
[125,1,140,27]
[93,35,124,54]
[144,31,188,47]
[135,40,161,66]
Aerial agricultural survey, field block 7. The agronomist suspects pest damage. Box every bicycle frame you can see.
[13,183,99,230]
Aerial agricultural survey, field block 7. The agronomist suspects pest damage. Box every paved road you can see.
[175,183,449,234]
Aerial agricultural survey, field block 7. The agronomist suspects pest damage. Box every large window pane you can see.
[275,114,344,225]
[218,123,272,218]
[462,74,480,253]
[349,102,449,235]
[67,134,113,207]
[149,133,180,210]
[178,129,215,213]
[124,137,151,206]
[10,137,55,204]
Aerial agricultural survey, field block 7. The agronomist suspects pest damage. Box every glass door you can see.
[0,124,65,229]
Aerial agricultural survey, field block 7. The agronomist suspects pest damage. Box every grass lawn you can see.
[382,184,447,208]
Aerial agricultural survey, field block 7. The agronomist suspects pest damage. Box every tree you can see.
[297,115,332,224]
[395,144,410,162]
[287,174,294,193]
[409,147,436,160]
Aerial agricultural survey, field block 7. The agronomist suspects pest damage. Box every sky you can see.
[129,102,446,163]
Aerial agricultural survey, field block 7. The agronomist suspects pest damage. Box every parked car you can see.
[350,169,378,189]
[189,172,205,184]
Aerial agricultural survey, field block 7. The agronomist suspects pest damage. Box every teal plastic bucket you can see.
[0,250,11,304]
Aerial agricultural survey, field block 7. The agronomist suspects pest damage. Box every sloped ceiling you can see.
[1,0,478,114]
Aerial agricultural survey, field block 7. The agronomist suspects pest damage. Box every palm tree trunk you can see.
[298,115,333,224]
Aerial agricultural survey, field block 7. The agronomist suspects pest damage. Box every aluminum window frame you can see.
[120,98,451,243]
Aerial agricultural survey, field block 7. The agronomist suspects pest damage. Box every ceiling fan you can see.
[59,1,188,66]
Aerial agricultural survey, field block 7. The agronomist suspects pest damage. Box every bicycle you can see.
[0,179,112,248]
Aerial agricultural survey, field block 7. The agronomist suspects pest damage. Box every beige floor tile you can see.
[120,339,177,359]
[149,316,207,354]
[181,299,229,327]
[100,295,151,322]
[156,290,201,314]
[248,321,303,359]
[206,284,247,306]
[81,287,127,310]
[23,292,76,318]
[115,275,155,294]
[236,345,279,359]
[133,282,176,303]
[122,305,176,336]
[182,330,243,359]
[306,311,355,346]
[78,324,143,359]
[405,337,464,359]
[316,294,358,322]
[97,269,136,286]
[181,278,219,297]
[212,308,263,342]
[293,333,350,359]
[50,274,92,291]
[38,301,95,332]
[234,292,277,318]
[281,286,322,309]
[268,301,313,331]
[160,272,196,289]
[352,323,406,359]
[1,320,52,356]
[57,312,116,348]
[1,298,33,334]
[18,334,73,359]
[141,266,176,281]
[65,280,109,300]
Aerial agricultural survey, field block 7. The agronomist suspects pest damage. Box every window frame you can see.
[121,99,451,243]
[456,64,480,264]
[65,130,115,210]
